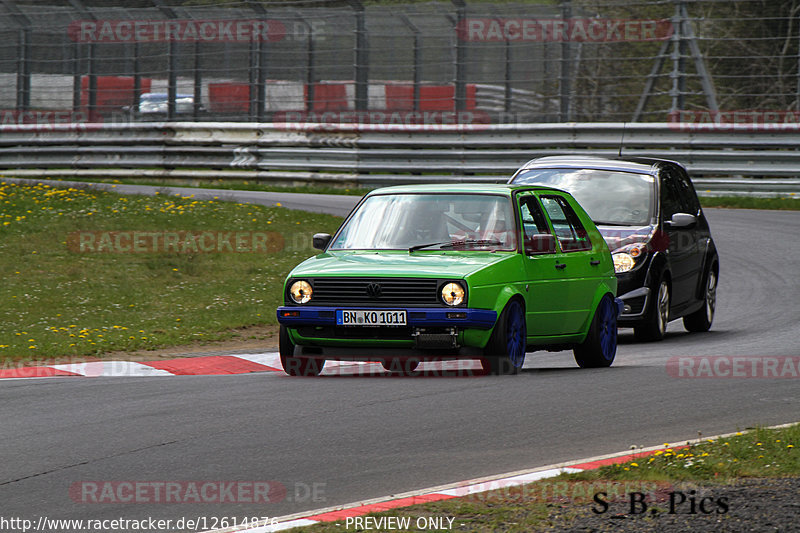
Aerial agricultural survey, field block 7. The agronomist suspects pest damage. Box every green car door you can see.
[538,192,612,334]
[516,191,574,336]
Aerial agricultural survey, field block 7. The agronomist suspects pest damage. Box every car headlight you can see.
[441,282,465,306]
[612,253,635,273]
[289,280,313,304]
[612,243,648,273]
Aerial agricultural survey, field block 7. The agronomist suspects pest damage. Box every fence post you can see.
[152,0,181,120]
[452,0,466,112]
[559,0,572,122]
[1,0,33,114]
[348,0,369,111]
[16,28,31,112]
[399,13,421,112]
[133,42,142,117]
[291,13,316,113]
[193,41,202,120]
[247,0,268,121]
[72,41,82,115]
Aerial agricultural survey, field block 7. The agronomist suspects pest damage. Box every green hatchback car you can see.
[276,184,621,376]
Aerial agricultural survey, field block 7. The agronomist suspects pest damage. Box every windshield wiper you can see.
[594,221,633,226]
[409,238,502,252]
[408,241,453,252]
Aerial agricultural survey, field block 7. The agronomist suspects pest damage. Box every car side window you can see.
[540,195,592,252]
[660,175,683,221]
[520,196,550,235]
[669,168,702,215]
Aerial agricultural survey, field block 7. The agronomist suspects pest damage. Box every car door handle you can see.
[555,262,567,270]
[590,259,601,266]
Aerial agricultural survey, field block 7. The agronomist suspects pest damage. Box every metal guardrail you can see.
[0,122,799,197]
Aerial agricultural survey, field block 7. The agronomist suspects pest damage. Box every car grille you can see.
[307,277,442,307]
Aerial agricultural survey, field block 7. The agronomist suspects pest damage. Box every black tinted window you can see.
[660,176,683,220]
[668,168,702,214]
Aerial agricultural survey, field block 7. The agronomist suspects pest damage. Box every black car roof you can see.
[516,156,685,175]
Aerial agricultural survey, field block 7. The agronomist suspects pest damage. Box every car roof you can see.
[366,183,568,196]
[516,155,683,175]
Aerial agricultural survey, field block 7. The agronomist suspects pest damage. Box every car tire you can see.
[481,299,526,375]
[634,277,670,342]
[381,358,420,374]
[683,264,717,333]
[573,295,617,368]
[279,325,325,376]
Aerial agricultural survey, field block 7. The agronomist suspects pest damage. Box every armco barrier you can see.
[0,121,798,196]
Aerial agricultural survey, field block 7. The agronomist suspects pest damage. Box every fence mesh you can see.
[0,0,796,125]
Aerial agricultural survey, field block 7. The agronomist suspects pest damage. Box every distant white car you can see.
[132,93,200,115]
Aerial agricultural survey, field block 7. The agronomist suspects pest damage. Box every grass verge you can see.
[55,179,800,210]
[291,423,799,532]
[699,195,799,210]
[51,176,373,197]
[0,180,342,361]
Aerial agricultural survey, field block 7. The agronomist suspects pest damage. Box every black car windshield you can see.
[513,168,655,226]
[330,193,517,251]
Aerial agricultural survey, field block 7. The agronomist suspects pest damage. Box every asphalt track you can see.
[1,183,798,529]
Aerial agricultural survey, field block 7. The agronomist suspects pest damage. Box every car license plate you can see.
[336,309,407,326]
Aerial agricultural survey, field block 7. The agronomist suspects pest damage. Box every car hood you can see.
[289,250,514,279]
[597,224,657,252]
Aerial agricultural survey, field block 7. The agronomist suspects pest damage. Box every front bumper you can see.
[616,287,650,324]
[277,306,497,329]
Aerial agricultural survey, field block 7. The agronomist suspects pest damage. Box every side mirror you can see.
[666,213,697,229]
[312,233,332,250]
[525,233,556,255]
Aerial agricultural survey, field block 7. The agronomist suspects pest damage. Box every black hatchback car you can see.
[509,156,718,341]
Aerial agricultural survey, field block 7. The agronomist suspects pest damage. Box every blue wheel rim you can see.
[506,301,526,368]
[598,296,617,361]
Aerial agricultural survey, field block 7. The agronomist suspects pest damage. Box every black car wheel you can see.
[574,295,617,368]
[279,325,325,376]
[683,265,717,332]
[635,277,670,342]
[481,299,526,375]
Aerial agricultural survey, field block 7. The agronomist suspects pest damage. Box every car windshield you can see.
[513,168,655,226]
[330,193,517,251]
